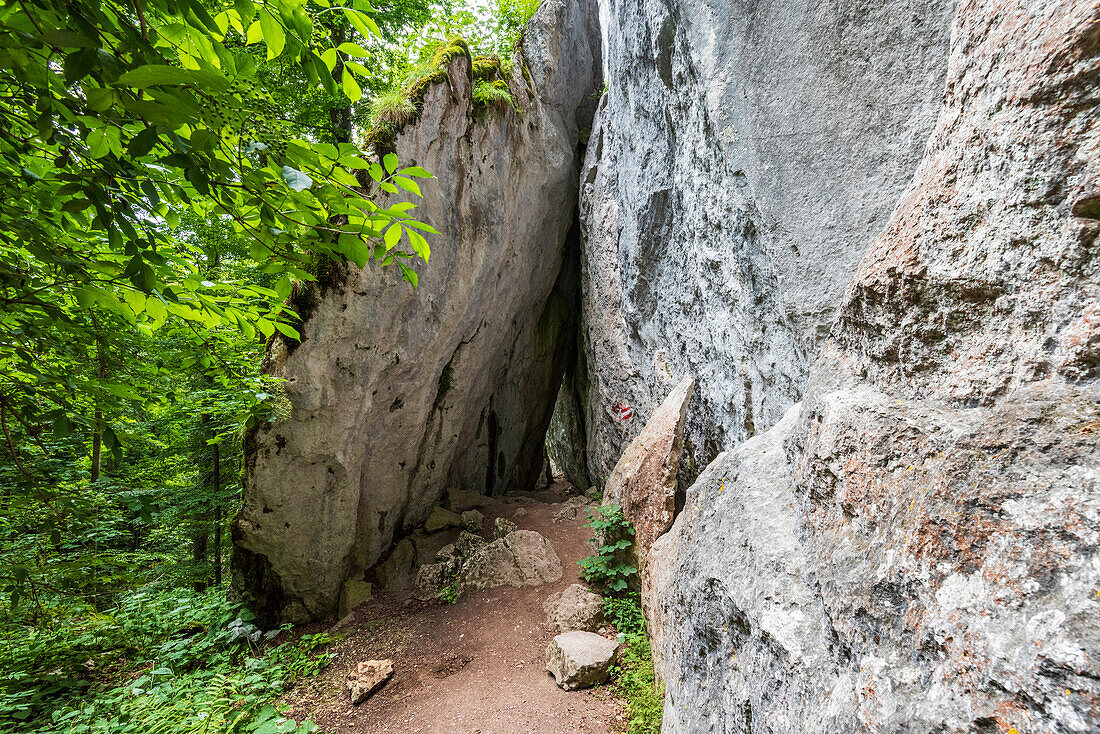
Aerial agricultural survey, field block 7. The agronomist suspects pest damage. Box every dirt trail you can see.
[280,481,621,733]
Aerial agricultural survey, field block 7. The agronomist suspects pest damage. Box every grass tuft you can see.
[370,88,417,128]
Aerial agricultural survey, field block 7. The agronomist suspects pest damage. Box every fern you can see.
[472,79,514,108]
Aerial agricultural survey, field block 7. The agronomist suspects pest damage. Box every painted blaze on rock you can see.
[603,376,692,564]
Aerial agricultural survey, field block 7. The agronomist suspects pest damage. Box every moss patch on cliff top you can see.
[364,40,519,154]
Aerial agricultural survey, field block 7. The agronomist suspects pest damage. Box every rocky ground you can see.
[278,481,624,733]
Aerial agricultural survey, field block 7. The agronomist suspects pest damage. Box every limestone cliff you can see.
[231,0,600,623]
[646,2,1100,731]
[578,0,956,479]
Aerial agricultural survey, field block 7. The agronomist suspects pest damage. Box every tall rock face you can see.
[647,2,1100,732]
[579,0,956,479]
[232,0,601,623]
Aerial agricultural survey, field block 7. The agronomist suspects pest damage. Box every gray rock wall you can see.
[231,0,601,623]
[647,2,1100,731]
[579,0,956,480]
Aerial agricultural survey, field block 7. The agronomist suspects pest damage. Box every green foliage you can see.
[0,587,330,732]
[604,595,647,636]
[0,0,437,497]
[439,582,459,605]
[578,505,637,592]
[605,595,663,734]
[472,79,514,108]
[370,88,419,127]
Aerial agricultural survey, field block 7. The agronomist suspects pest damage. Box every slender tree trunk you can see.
[328,22,352,145]
[90,331,106,482]
[193,409,213,593]
[212,442,223,586]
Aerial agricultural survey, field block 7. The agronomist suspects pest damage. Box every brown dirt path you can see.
[279,481,621,733]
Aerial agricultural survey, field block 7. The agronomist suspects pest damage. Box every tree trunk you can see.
[328,22,352,145]
[90,331,106,482]
[213,442,223,586]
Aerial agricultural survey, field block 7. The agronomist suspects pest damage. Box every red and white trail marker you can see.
[613,402,633,421]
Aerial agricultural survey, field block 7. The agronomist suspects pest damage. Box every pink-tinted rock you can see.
[603,376,692,564]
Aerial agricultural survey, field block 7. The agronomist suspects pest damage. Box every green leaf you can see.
[281,166,313,191]
[342,70,362,102]
[343,9,380,39]
[117,65,227,91]
[393,175,422,197]
[337,42,371,57]
[383,224,402,250]
[407,229,430,261]
[399,166,434,178]
[337,233,371,267]
[398,262,418,288]
[383,152,399,175]
[274,321,300,340]
[259,9,285,60]
[86,127,112,158]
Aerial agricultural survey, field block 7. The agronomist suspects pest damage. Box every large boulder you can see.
[545,631,619,690]
[458,530,563,592]
[231,0,602,623]
[603,376,692,564]
[544,583,605,632]
[647,3,1100,732]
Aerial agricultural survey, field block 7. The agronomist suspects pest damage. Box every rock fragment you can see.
[424,506,462,533]
[460,509,484,531]
[459,530,562,592]
[413,563,447,601]
[544,584,605,632]
[347,659,393,704]
[545,631,618,690]
[604,376,692,565]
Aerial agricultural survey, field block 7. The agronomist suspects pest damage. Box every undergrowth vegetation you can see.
[580,508,663,732]
[0,588,334,732]
[579,504,638,592]
[605,595,663,734]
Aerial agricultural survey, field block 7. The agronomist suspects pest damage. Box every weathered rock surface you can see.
[545,631,618,690]
[338,580,372,619]
[603,376,691,564]
[413,562,447,602]
[578,0,956,481]
[445,488,486,513]
[492,516,518,540]
[647,3,1100,732]
[459,529,563,593]
[347,659,394,704]
[544,583,604,632]
[231,0,601,622]
[375,537,415,591]
[459,510,483,532]
[424,506,461,534]
[552,495,592,523]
